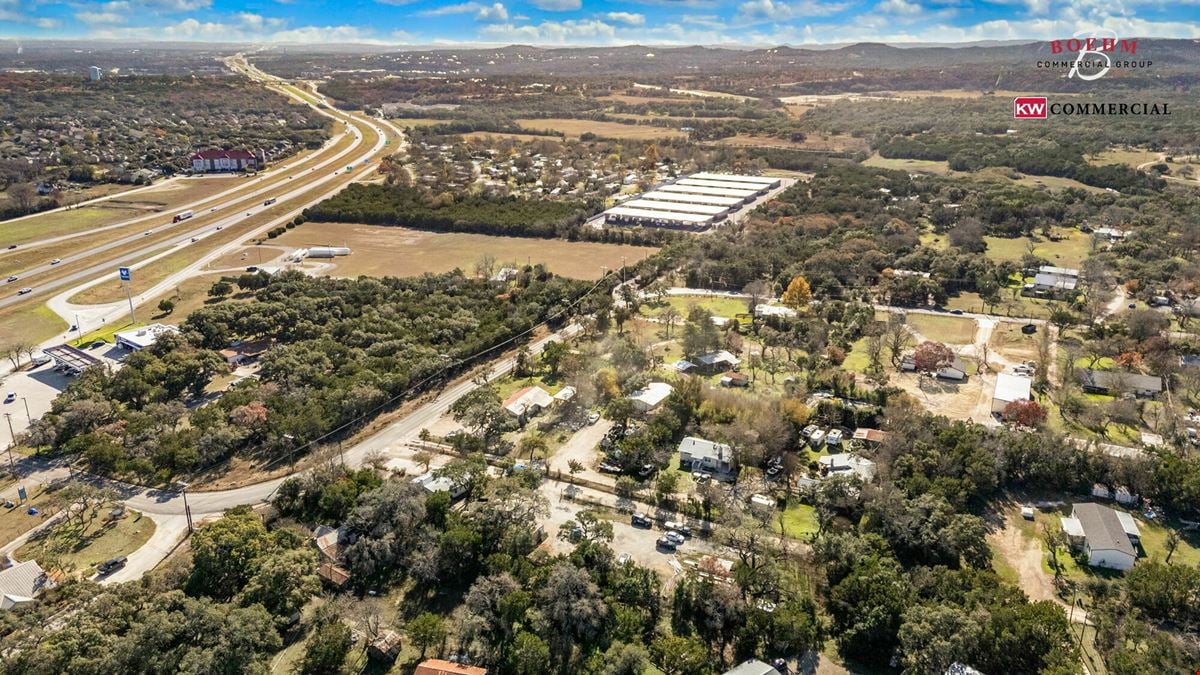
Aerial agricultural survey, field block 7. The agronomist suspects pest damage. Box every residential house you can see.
[1180,354,1200,369]
[818,453,877,482]
[1060,502,1141,571]
[992,373,1033,414]
[0,560,53,609]
[851,428,889,448]
[218,339,272,368]
[1079,369,1163,398]
[1029,265,1080,296]
[678,436,734,474]
[412,471,468,499]
[190,148,260,173]
[753,304,797,320]
[414,659,488,675]
[719,371,750,387]
[694,350,740,374]
[490,267,520,282]
[672,359,697,373]
[312,526,351,588]
[900,354,968,381]
[723,659,782,675]
[553,386,576,404]
[368,629,404,662]
[629,382,673,412]
[502,386,554,418]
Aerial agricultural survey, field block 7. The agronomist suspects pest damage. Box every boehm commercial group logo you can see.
[1014,96,1169,119]
[1037,30,1151,80]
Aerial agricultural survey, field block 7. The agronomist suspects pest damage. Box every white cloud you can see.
[605,11,645,26]
[418,1,508,21]
[76,11,127,25]
[161,17,231,38]
[530,0,581,9]
[476,2,508,21]
[235,12,286,30]
[270,24,372,42]
[876,0,922,15]
[480,18,619,44]
[138,0,211,10]
[34,17,61,28]
[736,0,848,23]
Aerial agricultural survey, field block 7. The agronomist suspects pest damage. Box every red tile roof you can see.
[191,149,256,160]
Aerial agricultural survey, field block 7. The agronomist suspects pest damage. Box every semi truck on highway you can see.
[172,210,194,223]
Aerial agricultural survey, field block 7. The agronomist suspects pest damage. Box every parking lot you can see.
[1,362,73,448]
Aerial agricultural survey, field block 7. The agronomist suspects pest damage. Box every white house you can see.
[1030,265,1080,295]
[901,354,968,381]
[1060,502,1140,571]
[694,350,740,374]
[502,386,554,418]
[115,323,180,351]
[992,373,1033,414]
[818,453,877,482]
[677,436,734,474]
[629,382,673,412]
[0,560,53,609]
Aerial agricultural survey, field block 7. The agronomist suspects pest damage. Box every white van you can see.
[30,351,51,367]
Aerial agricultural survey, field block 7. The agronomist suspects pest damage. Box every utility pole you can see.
[3,413,16,474]
[176,481,194,534]
[20,397,31,425]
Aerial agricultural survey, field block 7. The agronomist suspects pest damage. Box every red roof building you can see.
[190,149,259,172]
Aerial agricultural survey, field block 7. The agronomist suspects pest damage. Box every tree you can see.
[781,274,812,309]
[509,631,552,675]
[7,182,37,213]
[300,619,352,674]
[911,340,954,374]
[885,316,913,366]
[518,433,547,460]
[659,306,681,339]
[413,449,433,471]
[451,383,505,441]
[208,280,233,298]
[742,279,771,314]
[188,506,270,600]
[157,299,176,315]
[237,547,321,620]
[1165,530,1181,564]
[899,605,980,674]
[539,563,609,664]
[559,509,614,544]
[651,634,709,675]
[541,339,567,376]
[406,611,446,659]
[1003,400,1047,428]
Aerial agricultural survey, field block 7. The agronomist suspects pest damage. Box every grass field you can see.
[16,509,155,578]
[0,482,66,550]
[462,131,560,143]
[1087,147,1160,168]
[863,154,1105,193]
[905,313,977,344]
[864,154,954,175]
[0,303,68,345]
[984,229,1094,268]
[271,223,658,281]
[778,503,818,539]
[515,118,685,140]
[646,295,750,322]
[69,319,143,348]
[713,133,869,152]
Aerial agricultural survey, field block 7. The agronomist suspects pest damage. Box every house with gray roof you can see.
[1060,502,1140,571]
[0,560,53,609]
[678,436,734,475]
[1079,369,1163,398]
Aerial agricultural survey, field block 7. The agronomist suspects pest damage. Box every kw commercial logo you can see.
[1014,97,1047,119]
[1013,96,1169,119]
[1037,30,1150,80]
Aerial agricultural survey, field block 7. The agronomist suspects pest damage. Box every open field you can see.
[515,118,685,140]
[713,133,868,153]
[863,154,954,175]
[205,245,286,271]
[990,322,1041,364]
[0,176,245,246]
[598,93,693,105]
[270,223,658,280]
[984,229,1094,269]
[390,118,453,128]
[16,509,155,578]
[0,302,68,345]
[463,131,558,143]
[905,313,977,345]
[864,154,1105,193]
[1087,147,1161,168]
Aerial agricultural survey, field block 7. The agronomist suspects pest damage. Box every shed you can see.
[368,629,404,662]
[992,373,1033,414]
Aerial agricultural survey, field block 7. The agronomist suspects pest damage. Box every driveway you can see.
[550,418,615,487]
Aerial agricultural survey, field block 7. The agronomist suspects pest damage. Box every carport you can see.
[43,344,100,375]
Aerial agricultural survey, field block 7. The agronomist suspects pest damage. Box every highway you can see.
[0,60,391,310]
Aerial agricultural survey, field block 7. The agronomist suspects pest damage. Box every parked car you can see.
[664,531,686,546]
[655,537,678,551]
[586,412,600,425]
[89,340,107,349]
[3,392,14,404]
[631,512,652,528]
[637,463,655,478]
[598,462,622,474]
[950,309,964,315]
[97,556,127,574]
[663,521,692,537]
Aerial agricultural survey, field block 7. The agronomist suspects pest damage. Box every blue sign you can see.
[119,267,131,282]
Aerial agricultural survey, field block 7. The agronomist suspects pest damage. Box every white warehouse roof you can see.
[623,199,729,216]
[640,190,744,207]
[691,172,780,186]
[657,184,759,199]
[606,206,712,224]
[994,373,1033,404]
[677,178,768,192]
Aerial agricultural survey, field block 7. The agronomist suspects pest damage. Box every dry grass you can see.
[0,302,68,345]
[1087,147,1161,168]
[598,93,693,105]
[463,131,557,143]
[712,133,869,152]
[515,118,685,140]
[905,313,977,345]
[271,223,658,281]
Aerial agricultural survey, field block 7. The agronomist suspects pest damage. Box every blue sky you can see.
[1,0,1198,46]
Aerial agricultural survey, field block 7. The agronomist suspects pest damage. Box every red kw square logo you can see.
[1014,97,1048,119]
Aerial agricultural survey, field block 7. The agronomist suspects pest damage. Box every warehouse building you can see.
[691,172,781,189]
[655,183,758,202]
[639,190,744,208]
[622,199,730,218]
[603,173,784,231]
[677,178,770,193]
[605,206,713,230]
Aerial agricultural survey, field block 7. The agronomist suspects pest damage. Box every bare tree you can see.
[885,316,913,366]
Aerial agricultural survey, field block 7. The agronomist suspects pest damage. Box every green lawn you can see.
[653,295,751,321]
[904,313,977,345]
[983,230,1094,269]
[16,509,155,577]
[69,319,143,348]
[778,503,818,539]
[0,303,69,346]
[841,337,871,374]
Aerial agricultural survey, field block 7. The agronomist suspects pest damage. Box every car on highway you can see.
[215,226,223,230]
[5,275,16,283]
[3,392,14,404]
[191,237,199,242]
[143,230,152,235]
[5,244,15,250]
[16,287,32,295]
[49,258,61,265]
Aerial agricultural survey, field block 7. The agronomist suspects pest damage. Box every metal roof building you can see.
[656,183,758,201]
[639,190,744,207]
[605,206,712,229]
[677,178,769,193]
[691,172,781,188]
[622,199,730,217]
[43,344,101,374]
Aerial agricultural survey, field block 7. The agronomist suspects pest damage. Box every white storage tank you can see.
[307,246,351,258]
